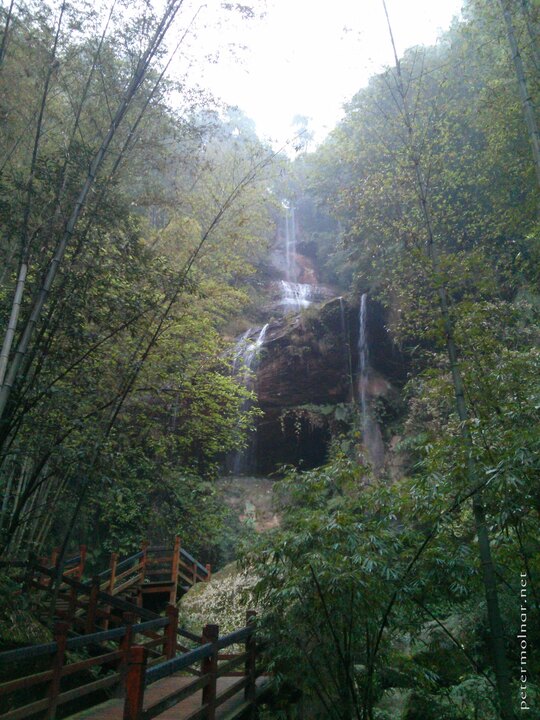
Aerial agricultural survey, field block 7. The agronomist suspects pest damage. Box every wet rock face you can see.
[255,298,353,474]
[357,299,408,386]
[217,477,279,531]
[250,296,408,475]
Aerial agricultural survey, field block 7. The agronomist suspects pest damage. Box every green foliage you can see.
[0,1,275,565]
[0,570,50,648]
[180,561,258,636]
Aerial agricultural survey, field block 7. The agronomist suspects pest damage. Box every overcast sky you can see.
[177,0,463,148]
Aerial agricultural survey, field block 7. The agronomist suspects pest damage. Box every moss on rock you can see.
[179,562,259,636]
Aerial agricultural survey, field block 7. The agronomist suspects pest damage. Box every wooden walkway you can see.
[0,548,268,720]
[68,677,268,719]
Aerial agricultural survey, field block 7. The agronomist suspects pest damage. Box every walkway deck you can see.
[68,676,268,719]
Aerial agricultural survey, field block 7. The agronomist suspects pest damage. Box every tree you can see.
[0,1,278,564]
[299,1,540,716]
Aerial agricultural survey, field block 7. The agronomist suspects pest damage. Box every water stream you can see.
[228,324,269,475]
[339,297,355,401]
[357,294,384,472]
[279,281,314,313]
[284,204,296,282]
[358,294,369,428]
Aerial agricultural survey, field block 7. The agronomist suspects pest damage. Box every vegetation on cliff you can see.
[0,0,538,718]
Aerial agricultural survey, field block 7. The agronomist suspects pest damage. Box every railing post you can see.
[205,563,212,581]
[78,544,87,579]
[85,575,100,634]
[244,611,257,710]
[164,604,179,659]
[37,554,48,586]
[103,552,118,630]
[109,551,119,592]
[170,535,180,604]
[50,547,59,569]
[138,541,148,607]
[192,560,197,586]
[117,611,135,696]
[46,621,69,719]
[201,623,219,720]
[123,646,148,720]
[67,582,78,628]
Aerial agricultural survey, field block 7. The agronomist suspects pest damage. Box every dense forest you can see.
[0,0,538,719]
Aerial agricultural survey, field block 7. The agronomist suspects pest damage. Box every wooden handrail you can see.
[125,612,260,720]
[0,539,216,719]
[180,547,209,577]
[0,609,178,719]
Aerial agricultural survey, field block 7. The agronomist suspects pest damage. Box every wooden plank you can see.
[113,563,144,584]
[57,674,119,705]
[61,651,123,677]
[0,696,50,720]
[145,556,173,564]
[0,669,53,695]
[140,637,165,650]
[178,570,193,586]
[219,678,272,720]
[140,585,174,594]
[142,675,209,720]
[62,676,266,719]
[181,706,208,720]
[218,700,251,720]
[215,677,247,708]
[147,654,167,667]
[112,576,143,596]
[216,653,249,678]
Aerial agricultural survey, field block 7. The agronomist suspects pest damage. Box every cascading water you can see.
[279,281,313,313]
[284,204,296,282]
[278,203,318,314]
[232,325,268,376]
[229,324,269,475]
[358,294,369,428]
[339,297,355,401]
[357,294,384,472]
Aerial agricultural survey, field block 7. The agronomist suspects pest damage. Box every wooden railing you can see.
[0,611,264,720]
[37,547,87,582]
[124,612,262,720]
[143,539,211,605]
[3,537,211,618]
[15,538,211,626]
[0,541,225,718]
[0,608,182,720]
[20,563,201,650]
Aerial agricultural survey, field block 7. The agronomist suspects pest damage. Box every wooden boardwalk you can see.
[0,546,267,720]
[68,676,268,719]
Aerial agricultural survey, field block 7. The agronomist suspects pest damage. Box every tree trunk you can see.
[0,0,15,68]
[519,0,540,73]
[499,0,540,192]
[0,0,183,423]
[0,262,27,385]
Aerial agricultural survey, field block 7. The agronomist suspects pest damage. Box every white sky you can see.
[176,0,463,148]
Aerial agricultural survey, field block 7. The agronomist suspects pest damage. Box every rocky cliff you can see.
[255,298,353,473]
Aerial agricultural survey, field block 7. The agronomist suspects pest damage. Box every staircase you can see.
[29,537,211,627]
[0,541,268,720]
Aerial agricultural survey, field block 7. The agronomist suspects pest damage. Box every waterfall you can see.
[279,281,313,313]
[358,294,369,428]
[229,324,269,475]
[233,325,268,376]
[339,297,355,401]
[357,294,384,472]
[285,205,296,282]
[279,202,321,314]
